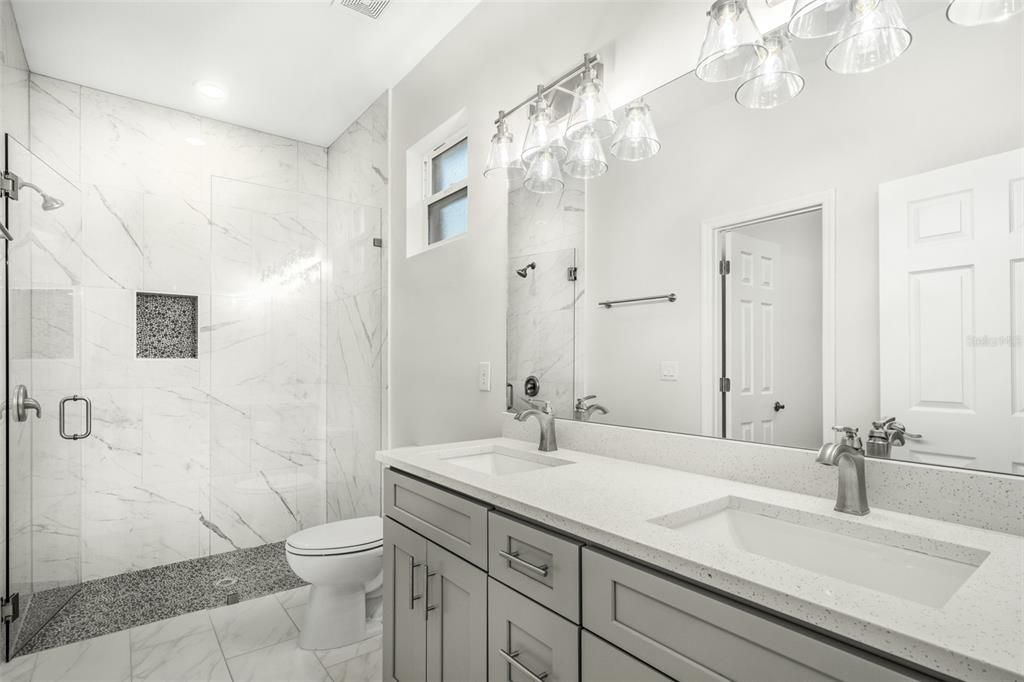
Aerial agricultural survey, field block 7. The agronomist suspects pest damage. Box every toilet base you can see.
[298,584,372,651]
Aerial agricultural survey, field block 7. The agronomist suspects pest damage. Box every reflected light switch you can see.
[660,361,679,382]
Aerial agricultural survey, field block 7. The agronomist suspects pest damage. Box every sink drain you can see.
[214,577,239,589]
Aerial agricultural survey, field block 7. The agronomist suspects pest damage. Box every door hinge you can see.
[719,259,731,276]
[372,237,383,248]
[567,266,578,282]
[2,593,20,623]
[719,377,732,393]
[1,171,19,201]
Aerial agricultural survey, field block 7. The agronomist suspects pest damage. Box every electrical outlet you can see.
[478,362,492,391]
[660,361,679,382]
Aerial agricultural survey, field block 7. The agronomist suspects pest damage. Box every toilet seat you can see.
[286,516,383,557]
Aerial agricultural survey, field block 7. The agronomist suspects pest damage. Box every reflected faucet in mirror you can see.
[866,417,922,460]
[573,395,608,421]
[816,426,869,516]
[515,397,558,452]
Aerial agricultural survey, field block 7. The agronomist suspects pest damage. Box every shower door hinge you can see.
[567,266,578,282]
[1,171,20,201]
[719,377,732,393]
[719,259,731,276]
[1,593,20,623]
[372,237,383,248]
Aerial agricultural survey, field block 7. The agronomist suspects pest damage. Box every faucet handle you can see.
[575,394,597,409]
[523,397,553,414]
[831,425,862,449]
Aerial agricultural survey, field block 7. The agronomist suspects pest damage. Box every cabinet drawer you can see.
[581,632,678,682]
[582,548,927,682]
[488,511,581,623]
[383,468,489,569]
[488,578,579,682]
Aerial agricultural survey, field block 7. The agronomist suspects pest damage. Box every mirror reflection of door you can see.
[718,210,823,450]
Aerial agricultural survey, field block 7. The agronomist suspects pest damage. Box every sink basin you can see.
[649,497,988,608]
[440,446,572,476]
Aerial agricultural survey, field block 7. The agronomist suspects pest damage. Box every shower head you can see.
[516,262,537,278]
[17,180,64,211]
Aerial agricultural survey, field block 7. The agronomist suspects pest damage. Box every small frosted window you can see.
[431,138,468,194]
[428,188,468,244]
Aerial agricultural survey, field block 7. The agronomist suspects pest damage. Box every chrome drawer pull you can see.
[498,648,548,682]
[498,549,549,577]
[409,559,423,610]
[425,569,438,620]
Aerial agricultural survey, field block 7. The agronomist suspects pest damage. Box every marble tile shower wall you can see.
[507,179,585,416]
[15,73,387,588]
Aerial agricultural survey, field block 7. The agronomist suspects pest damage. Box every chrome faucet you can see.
[515,398,558,452]
[816,426,870,516]
[573,395,608,422]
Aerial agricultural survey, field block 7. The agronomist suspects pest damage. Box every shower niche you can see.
[135,292,199,359]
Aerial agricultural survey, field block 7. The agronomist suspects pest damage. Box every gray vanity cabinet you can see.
[384,517,488,682]
[488,578,580,682]
[580,632,677,682]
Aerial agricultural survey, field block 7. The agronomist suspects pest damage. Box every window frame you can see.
[423,134,469,246]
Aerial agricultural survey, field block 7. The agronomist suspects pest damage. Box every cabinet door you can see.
[426,542,488,682]
[488,578,579,682]
[580,632,679,682]
[384,517,428,682]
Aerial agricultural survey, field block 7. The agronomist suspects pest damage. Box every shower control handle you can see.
[59,395,92,440]
[13,385,41,422]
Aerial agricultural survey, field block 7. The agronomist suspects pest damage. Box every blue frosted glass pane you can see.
[431,138,468,194]
[428,188,468,244]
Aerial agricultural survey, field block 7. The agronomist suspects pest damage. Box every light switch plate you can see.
[478,362,492,391]
[660,361,679,382]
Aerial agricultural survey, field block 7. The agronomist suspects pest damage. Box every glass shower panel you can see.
[4,134,84,660]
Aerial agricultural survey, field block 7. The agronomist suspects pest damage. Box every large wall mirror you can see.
[506,3,1024,476]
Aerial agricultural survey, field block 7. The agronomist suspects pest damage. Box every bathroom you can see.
[0,0,1021,680]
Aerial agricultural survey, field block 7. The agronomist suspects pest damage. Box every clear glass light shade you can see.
[524,150,565,194]
[564,131,609,179]
[788,0,850,38]
[695,0,768,83]
[735,29,806,109]
[825,0,912,74]
[483,121,525,181]
[521,98,567,162]
[566,71,618,141]
[946,0,1024,25]
[610,100,661,162]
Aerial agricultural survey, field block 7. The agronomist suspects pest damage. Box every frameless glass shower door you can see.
[3,133,85,661]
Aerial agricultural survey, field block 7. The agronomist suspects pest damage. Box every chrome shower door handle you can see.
[59,395,92,440]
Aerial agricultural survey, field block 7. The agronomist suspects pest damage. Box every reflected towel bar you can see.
[599,293,676,308]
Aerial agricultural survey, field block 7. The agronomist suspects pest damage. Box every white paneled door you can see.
[879,148,1024,474]
[725,232,781,445]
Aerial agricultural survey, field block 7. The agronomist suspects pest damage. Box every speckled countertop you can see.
[377,438,1024,682]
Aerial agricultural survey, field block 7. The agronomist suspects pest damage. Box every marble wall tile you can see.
[82,184,144,289]
[208,470,301,553]
[142,193,211,294]
[81,387,144,492]
[298,142,327,197]
[1,0,30,147]
[326,385,380,522]
[141,387,211,484]
[201,119,298,193]
[26,157,83,288]
[327,201,382,300]
[326,290,383,389]
[326,93,388,208]
[209,388,252,477]
[508,181,585,259]
[29,74,81,184]
[209,294,267,389]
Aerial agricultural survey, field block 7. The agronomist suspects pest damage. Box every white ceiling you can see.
[12,0,479,146]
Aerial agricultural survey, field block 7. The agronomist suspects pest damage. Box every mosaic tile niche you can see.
[136,292,199,359]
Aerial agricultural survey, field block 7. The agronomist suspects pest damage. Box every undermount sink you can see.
[440,446,573,476]
[649,497,988,608]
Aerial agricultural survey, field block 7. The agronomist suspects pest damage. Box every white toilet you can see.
[285,516,384,651]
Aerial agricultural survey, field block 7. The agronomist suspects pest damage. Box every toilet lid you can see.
[287,516,383,553]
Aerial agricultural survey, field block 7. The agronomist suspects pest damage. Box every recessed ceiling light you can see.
[195,80,228,100]
[184,136,206,146]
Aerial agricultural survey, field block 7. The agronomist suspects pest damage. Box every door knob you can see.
[773,401,785,412]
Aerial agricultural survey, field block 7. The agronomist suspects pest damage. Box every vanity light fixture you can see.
[945,0,1024,25]
[564,129,609,179]
[610,99,661,162]
[483,112,525,181]
[788,0,849,38]
[735,27,806,109]
[695,0,768,82]
[523,149,565,194]
[825,0,912,74]
[521,90,567,163]
[565,54,617,141]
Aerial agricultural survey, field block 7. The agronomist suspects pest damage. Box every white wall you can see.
[584,8,1023,442]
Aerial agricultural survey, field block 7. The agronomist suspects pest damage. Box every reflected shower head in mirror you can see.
[18,180,64,211]
[516,262,537,278]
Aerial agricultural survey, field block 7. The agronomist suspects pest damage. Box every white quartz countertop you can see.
[377,437,1024,681]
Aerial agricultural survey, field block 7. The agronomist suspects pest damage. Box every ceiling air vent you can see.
[333,0,390,19]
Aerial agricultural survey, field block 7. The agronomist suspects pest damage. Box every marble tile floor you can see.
[0,586,383,682]
[16,542,305,656]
